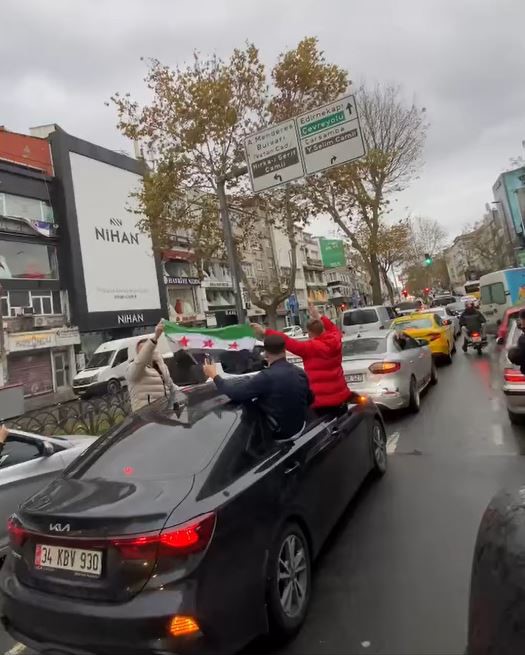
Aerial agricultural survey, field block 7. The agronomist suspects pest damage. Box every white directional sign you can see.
[244,118,303,193]
[296,94,366,175]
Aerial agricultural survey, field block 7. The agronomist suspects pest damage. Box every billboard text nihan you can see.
[69,152,162,324]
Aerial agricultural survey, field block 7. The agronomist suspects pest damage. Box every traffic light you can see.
[402,289,408,298]
[423,253,433,266]
[424,287,430,294]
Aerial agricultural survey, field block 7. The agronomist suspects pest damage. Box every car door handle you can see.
[284,461,301,475]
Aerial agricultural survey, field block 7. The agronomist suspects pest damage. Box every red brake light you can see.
[369,361,401,374]
[504,368,525,383]
[111,512,216,560]
[471,332,480,338]
[7,515,26,547]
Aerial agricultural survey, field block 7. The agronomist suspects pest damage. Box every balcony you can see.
[304,256,324,270]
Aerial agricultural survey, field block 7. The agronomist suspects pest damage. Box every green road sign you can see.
[300,110,346,137]
[320,238,346,268]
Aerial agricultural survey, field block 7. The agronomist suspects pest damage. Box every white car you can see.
[282,325,304,338]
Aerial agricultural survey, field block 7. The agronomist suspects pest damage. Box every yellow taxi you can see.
[392,312,455,364]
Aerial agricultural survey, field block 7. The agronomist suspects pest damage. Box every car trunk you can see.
[342,354,393,388]
[14,475,194,602]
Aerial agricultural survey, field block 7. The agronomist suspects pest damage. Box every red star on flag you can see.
[203,338,214,348]
[228,341,239,350]
[178,336,190,348]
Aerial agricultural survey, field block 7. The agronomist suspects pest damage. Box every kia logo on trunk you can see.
[49,523,70,532]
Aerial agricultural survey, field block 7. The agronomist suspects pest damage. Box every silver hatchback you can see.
[341,330,436,411]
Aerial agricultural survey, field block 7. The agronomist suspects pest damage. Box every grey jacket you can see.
[126,339,176,412]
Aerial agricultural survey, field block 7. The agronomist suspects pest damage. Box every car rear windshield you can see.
[431,296,455,307]
[394,318,433,329]
[342,338,387,356]
[343,309,378,326]
[67,402,239,481]
[395,302,418,311]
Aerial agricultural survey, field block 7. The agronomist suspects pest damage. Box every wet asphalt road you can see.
[2,344,525,655]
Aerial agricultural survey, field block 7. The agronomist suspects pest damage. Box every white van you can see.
[73,334,172,397]
[480,268,525,332]
[340,305,396,336]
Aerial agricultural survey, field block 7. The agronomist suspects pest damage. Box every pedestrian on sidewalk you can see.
[252,304,351,418]
[126,321,177,412]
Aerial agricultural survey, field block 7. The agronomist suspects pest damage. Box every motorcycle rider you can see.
[459,300,486,352]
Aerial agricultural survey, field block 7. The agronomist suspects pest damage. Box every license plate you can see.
[348,373,364,383]
[472,335,481,343]
[34,544,102,578]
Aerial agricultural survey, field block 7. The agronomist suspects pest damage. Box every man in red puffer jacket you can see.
[253,305,351,416]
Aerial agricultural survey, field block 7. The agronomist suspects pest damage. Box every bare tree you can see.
[405,216,448,266]
[307,83,428,303]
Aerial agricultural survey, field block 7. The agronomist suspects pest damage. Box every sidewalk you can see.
[24,388,77,412]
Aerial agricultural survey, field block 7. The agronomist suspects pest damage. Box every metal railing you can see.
[7,391,131,437]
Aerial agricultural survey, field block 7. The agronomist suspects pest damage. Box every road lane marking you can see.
[492,424,504,446]
[387,431,400,454]
[5,643,27,655]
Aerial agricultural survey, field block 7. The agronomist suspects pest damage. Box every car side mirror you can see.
[42,441,54,457]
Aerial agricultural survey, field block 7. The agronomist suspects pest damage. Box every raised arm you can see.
[213,370,270,402]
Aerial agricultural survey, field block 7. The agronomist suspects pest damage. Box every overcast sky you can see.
[2,0,524,240]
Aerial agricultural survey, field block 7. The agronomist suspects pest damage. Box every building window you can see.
[0,193,54,223]
[0,240,58,280]
[168,287,200,319]
[2,290,62,317]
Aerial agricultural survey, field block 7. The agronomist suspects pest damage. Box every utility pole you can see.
[216,166,248,324]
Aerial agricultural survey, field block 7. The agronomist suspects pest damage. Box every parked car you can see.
[340,330,436,412]
[392,312,456,364]
[427,306,460,338]
[1,385,387,655]
[340,305,396,336]
[282,325,304,338]
[480,267,525,332]
[501,320,525,424]
[496,305,524,345]
[0,430,96,564]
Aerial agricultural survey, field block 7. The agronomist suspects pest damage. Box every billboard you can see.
[70,153,161,314]
[319,238,346,268]
[50,128,165,331]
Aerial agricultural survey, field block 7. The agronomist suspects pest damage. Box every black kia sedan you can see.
[1,383,386,655]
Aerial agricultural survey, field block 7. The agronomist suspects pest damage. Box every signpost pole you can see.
[216,174,246,324]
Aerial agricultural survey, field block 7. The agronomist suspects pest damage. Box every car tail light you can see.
[168,615,201,637]
[504,368,525,384]
[112,512,216,560]
[471,332,480,338]
[369,362,401,374]
[7,515,27,548]
[427,333,441,341]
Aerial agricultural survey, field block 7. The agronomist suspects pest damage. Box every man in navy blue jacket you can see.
[202,334,313,439]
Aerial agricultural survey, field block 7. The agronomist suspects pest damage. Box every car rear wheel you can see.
[408,377,420,413]
[430,361,438,385]
[371,419,387,476]
[508,410,525,425]
[106,379,121,395]
[267,522,311,642]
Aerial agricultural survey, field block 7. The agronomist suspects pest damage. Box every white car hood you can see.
[74,367,107,381]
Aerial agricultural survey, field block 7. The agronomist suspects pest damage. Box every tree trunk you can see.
[266,305,278,329]
[381,267,395,304]
[369,252,383,304]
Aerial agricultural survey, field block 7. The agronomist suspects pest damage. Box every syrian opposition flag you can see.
[164,321,257,352]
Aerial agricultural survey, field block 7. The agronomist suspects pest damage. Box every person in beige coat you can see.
[127,321,177,412]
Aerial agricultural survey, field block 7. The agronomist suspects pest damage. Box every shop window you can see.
[0,193,54,223]
[0,240,58,280]
[168,287,199,318]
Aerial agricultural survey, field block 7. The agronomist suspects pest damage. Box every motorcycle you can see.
[465,329,488,356]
